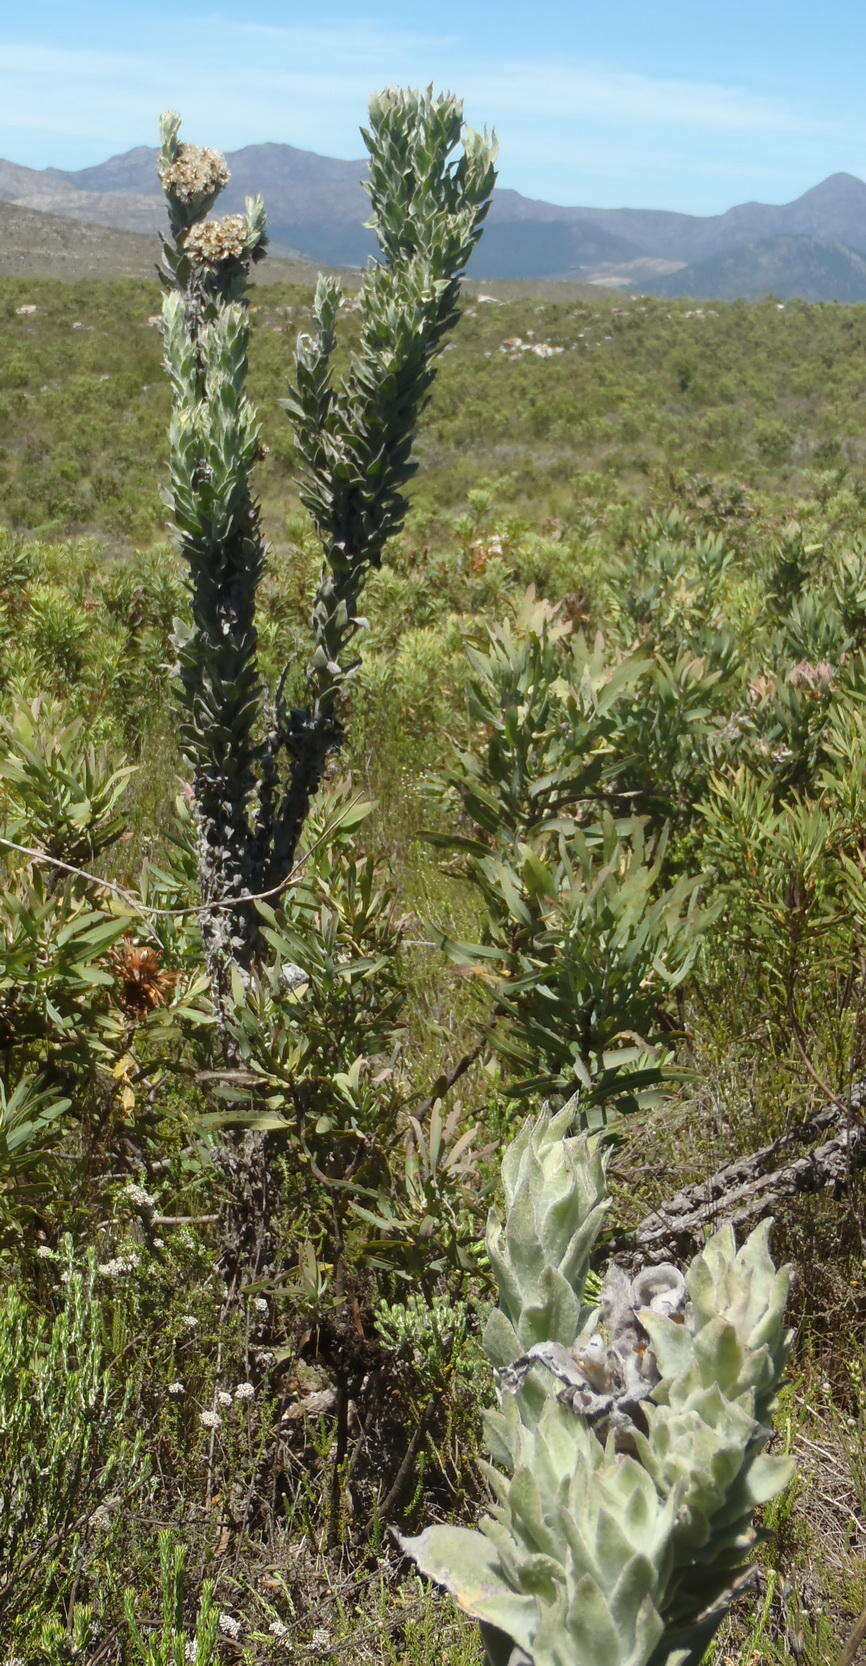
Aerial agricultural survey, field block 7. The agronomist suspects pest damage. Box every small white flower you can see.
[199,1410,221,1430]
[36,1244,56,1260]
[268,1618,290,1639]
[253,1297,268,1313]
[234,1381,255,1401]
[98,1253,140,1279]
[256,1351,274,1367]
[311,1627,332,1650]
[184,1642,197,1663]
[181,1314,199,1329]
[217,1390,233,1408]
[167,1381,185,1399]
[125,1182,155,1211]
[218,1613,241,1639]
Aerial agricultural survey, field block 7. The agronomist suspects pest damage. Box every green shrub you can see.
[0,1243,141,1641]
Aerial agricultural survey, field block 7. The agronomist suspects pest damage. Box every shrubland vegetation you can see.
[1,86,866,1666]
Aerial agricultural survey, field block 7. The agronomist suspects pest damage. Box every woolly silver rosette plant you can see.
[401,1104,794,1666]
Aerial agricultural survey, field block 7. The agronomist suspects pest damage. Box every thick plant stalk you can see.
[159,94,497,998]
[402,1101,794,1666]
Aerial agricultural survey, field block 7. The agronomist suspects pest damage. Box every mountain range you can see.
[4,141,866,300]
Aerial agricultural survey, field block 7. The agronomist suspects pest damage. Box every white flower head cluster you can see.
[268,1618,290,1640]
[235,1381,255,1400]
[218,1613,242,1639]
[125,1182,156,1212]
[159,143,229,203]
[199,1409,221,1430]
[184,214,249,267]
[36,1244,57,1260]
[217,1390,233,1408]
[167,1380,185,1399]
[98,1252,141,1279]
[181,1314,198,1330]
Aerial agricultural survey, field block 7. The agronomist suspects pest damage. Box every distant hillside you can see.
[0,199,161,279]
[470,217,638,280]
[565,173,866,263]
[6,141,866,296]
[1,145,367,263]
[0,199,324,284]
[645,234,866,303]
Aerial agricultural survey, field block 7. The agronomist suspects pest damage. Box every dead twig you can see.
[609,1084,866,1265]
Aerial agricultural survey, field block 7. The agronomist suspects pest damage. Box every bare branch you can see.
[608,1085,866,1266]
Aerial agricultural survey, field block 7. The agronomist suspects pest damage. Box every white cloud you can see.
[0,26,823,133]
[0,19,843,207]
[460,59,826,136]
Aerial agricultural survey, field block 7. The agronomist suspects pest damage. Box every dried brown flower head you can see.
[184,214,249,266]
[788,658,835,692]
[111,940,178,1016]
[500,1261,688,1450]
[159,143,229,203]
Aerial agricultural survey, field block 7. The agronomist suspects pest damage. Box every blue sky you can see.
[4,1,866,212]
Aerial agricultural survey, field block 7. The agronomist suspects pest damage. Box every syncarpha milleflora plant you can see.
[402,1103,794,1666]
[158,112,267,999]
[158,93,497,1008]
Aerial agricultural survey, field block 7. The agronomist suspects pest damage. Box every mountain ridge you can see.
[644,232,866,303]
[4,143,866,297]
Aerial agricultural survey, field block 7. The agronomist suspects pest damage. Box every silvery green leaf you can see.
[398,1526,535,1650]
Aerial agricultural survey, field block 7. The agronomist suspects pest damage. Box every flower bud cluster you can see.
[159,143,229,203]
[184,214,250,267]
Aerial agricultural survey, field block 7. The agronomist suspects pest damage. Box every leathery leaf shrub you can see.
[402,1102,793,1666]
[430,595,711,1117]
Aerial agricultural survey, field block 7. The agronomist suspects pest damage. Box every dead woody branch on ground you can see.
[609,1084,866,1267]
